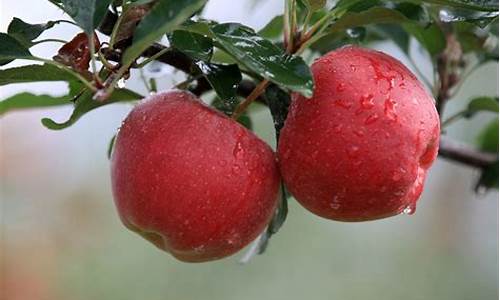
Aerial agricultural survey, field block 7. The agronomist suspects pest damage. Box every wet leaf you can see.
[170,30,213,61]
[196,61,241,112]
[210,23,313,97]
[420,0,498,12]
[439,8,499,27]
[122,0,207,66]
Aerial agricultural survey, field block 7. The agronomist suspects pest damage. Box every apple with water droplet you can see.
[111,91,280,262]
[278,46,440,221]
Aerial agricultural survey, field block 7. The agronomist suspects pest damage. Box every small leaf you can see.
[475,118,499,191]
[0,64,76,86]
[302,0,326,11]
[477,117,499,153]
[258,15,283,40]
[210,23,313,97]
[169,30,213,61]
[465,96,499,117]
[0,92,72,115]
[42,88,142,130]
[53,32,100,73]
[196,61,242,112]
[7,18,56,47]
[0,33,33,66]
[122,0,207,66]
[50,0,113,33]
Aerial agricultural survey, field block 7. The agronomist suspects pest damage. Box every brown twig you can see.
[232,80,270,120]
[439,137,497,168]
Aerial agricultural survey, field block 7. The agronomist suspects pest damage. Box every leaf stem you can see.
[109,7,127,50]
[54,19,79,27]
[135,47,171,68]
[231,79,269,120]
[32,38,67,45]
[37,58,97,92]
[441,110,466,128]
[287,0,297,53]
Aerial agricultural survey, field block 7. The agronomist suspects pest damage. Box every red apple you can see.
[278,46,440,221]
[111,90,280,262]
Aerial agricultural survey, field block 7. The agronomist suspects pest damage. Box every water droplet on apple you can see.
[364,113,379,125]
[360,94,375,109]
[347,145,360,157]
[384,98,397,121]
[333,124,343,133]
[402,203,416,215]
[336,83,346,92]
[334,99,352,109]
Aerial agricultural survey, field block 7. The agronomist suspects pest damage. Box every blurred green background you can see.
[1,1,498,299]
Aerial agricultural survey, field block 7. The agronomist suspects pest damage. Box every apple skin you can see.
[278,46,440,222]
[111,91,280,262]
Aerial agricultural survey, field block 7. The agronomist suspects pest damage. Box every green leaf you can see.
[419,0,498,12]
[169,30,213,61]
[196,61,242,112]
[329,7,423,34]
[258,15,283,40]
[0,64,76,86]
[439,9,499,28]
[265,84,291,137]
[51,0,113,33]
[372,24,411,54]
[0,92,73,115]
[478,117,499,153]
[475,117,499,191]
[42,88,142,130]
[236,113,253,130]
[465,96,499,117]
[122,0,207,66]
[179,19,216,36]
[476,160,499,191]
[403,23,446,56]
[7,18,56,47]
[302,0,326,11]
[210,23,313,97]
[0,33,33,66]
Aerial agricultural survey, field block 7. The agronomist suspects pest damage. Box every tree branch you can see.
[439,137,497,168]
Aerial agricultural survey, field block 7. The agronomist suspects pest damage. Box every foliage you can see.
[0,0,498,260]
